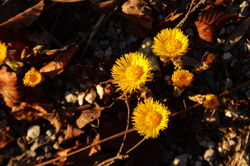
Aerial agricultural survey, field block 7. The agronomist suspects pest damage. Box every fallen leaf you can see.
[188,94,204,104]
[119,0,153,32]
[39,44,79,78]
[65,124,84,141]
[0,125,12,149]
[76,105,104,129]
[91,0,120,14]
[0,66,21,108]
[223,16,250,51]
[195,9,237,42]
[89,133,101,156]
[0,0,45,29]
[56,146,78,164]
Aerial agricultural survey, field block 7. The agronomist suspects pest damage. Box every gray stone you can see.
[96,85,104,99]
[99,40,110,49]
[223,52,233,62]
[105,46,112,56]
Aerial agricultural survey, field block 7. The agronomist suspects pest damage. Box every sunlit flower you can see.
[202,94,220,109]
[0,42,7,64]
[132,98,171,139]
[171,69,194,88]
[152,28,189,59]
[111,52,153,94]
[23,67,42,87]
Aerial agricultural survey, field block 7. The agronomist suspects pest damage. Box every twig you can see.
[171,80,250,117]
[35,128,135,166]
[117,95,130,156]
[175,0,206,28]
[96,137,146,166]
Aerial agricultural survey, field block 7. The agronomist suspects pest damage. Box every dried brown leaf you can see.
[195,9,237,42]
[223,16,250,51]
[0,0,44,29]
[91,0,120,14]
[188,94,204,104]
[89,133,101,156]
[0,125,12,149]
[0,66,21,107]
[39,44,79,78]
[65,124,84,141]
[76,105,104,129]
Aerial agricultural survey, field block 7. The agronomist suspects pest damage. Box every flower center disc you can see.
[164,39,182,53]
[30,74,38,82]
[126,65,143,81]
[146,111,162,127]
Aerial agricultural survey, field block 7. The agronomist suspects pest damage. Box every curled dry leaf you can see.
[0,0,44,29]
[119,0,153,31]
[0,66,21,108]
[188,94,204,104]
[65,124,84,141]
[76,105,104,129]
[195,9,237,42]
[91,0,120,14]
[89,133,101,156]
[39,44,79,78]
[223,16,250,51]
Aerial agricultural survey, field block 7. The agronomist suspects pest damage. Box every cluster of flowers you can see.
[0,42,42,87]
[111,28,220,139]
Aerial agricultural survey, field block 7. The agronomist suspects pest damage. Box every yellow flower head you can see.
[23,67,42,87]
[0,42,8,64]
[132,98,171,139]
[202,94,220,110]
[171,69,194,88]
[152,28,189,59]
[111,52,153,94]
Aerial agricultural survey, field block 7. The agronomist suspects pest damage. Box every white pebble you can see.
[65,92,78,103]
[26,125,40,141]
[203,148,215,162]
[85,90,97,104]
[96,85,104,99]
[78,92,85,106]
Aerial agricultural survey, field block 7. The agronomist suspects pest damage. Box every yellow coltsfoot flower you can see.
[152,28,189,59]
[23,67,42,87]
[0,42,7,64]
[111,52,153,94]
[202,94,220,110]
[171,69,194,88]
[132,98,171,139]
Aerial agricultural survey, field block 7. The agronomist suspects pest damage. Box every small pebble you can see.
[119,41,126,50]
[195,161,202,166]
[203,148,215,162]
[219,28,225,35]
[26,125,40,141]
[99,40,110,49]
[223,52,233,62]
[128,35,138,43]
[65,92,78,103]
[245,90,250,100]
[226,25,235,34]
[185,28,194,36]
[105,46,112,56]
[78,92,85,106]
[94,50,105,59]
[96,85,104,100]
[85,89,97,104]
[217,38,225,44]
[46,130,53,137]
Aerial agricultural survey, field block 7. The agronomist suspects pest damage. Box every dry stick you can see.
[96,138,146,166]
[175,0,206,28]
[171,80,250,117]
[117,95,130,156]
[35,128,135,166]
